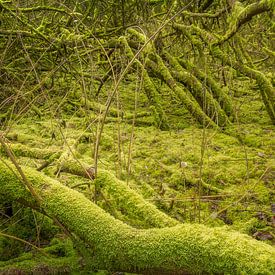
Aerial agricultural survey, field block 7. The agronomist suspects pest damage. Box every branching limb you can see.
[215,0,272,45]
[173,23,275,124]
[145,55,218,128]
[0,161,274,274]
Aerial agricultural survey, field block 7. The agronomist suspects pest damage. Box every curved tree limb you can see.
[0,160,274,274]
[214,0,272,46]
[56,157,179,228]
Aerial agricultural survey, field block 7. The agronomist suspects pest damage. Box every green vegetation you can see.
[0,0,274,274]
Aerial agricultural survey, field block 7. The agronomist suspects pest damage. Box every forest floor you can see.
[1,79,274,273]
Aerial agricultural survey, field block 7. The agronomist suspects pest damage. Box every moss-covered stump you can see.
[0,161,274,274]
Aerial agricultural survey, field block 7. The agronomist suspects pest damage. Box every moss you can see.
[95,170,179,228]
[0,238,79,274]
[0,161,274,274]
[146,54,218,128]
[0,112,273,272]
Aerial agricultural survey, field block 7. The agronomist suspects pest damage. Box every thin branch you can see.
[0,29,34,37]
[11,6,69,14]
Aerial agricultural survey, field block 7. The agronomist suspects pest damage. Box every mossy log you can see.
[0,161,274,274]
[95,170,180,228]
[57,158,179,228]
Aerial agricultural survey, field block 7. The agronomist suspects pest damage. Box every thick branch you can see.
[57,158,179,228]
[0,161,274,274]
[215,0,271,45]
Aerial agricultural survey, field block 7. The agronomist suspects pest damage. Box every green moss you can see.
[0,161,274,274]
[95,170,179,228]
[118,36,169,129]
[0,238,79,274]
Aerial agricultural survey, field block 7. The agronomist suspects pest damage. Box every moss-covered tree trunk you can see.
[0,161,274,274]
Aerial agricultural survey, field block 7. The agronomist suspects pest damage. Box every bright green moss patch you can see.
[95,170,179,228]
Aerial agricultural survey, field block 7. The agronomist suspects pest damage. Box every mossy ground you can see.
[0,78,274,273]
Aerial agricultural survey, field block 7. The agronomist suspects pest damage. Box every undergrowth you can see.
[0,78,274,274]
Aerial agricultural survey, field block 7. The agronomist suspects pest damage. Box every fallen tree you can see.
[0,160,274,274]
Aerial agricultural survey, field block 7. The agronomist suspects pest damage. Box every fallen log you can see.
[0,160,274,274]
